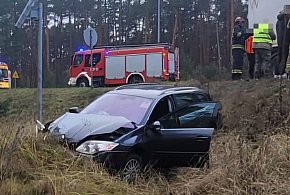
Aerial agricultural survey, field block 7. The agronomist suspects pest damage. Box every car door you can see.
[148,102,218,167]
[144,95,178,166]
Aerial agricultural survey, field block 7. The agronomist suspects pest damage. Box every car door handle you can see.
[196,136,209,141]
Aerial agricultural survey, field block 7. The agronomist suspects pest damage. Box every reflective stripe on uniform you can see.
[232,44,244,49]
[232,69,243,74]
[286,63,290,72]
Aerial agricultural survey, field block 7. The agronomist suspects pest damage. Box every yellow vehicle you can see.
[0,62,10,89]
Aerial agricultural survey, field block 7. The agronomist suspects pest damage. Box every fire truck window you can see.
[92,53,101,66]
[85,54,91,67]
[73,54,83,66]
[85,53,101,67]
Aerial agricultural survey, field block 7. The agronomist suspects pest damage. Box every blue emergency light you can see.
[105,49,110,55]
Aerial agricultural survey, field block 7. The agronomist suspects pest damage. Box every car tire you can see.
[77,78,89,87]
[122,154,142,183]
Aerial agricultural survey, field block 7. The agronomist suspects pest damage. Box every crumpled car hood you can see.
[48,113,133,141]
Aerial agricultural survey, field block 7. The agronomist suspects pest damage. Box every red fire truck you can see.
[68,44,180,87]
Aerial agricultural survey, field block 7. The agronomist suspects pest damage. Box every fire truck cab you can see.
[68,44,179,87]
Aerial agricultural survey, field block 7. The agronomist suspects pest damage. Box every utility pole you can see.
[157,0,161,43]
[15,0,43,122]
[37,2,43,122]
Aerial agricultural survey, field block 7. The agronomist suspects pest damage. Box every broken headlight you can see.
[76,140,119,155]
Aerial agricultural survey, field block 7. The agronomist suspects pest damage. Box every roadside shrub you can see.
[0,99,11,116]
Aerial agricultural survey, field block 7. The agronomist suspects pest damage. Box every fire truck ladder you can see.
[94,43,173,50]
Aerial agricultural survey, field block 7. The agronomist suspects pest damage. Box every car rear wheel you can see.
[122,154,142,183]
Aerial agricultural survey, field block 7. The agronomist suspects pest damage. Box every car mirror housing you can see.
[152,121,161,131]
[69,107,80,113]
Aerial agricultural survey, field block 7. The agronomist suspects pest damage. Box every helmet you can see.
[235,17,245,24]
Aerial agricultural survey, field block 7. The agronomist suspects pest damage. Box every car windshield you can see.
[81,93,153,125]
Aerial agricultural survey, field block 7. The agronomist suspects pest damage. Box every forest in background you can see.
[0,0,247,87]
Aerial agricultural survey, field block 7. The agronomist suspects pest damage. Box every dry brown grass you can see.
[1,79,290,194]
[168,133,290,195]
[0,123,169,195]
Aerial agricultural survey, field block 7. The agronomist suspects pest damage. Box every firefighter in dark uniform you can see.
[232,17,246,80]
[276,10,290,76]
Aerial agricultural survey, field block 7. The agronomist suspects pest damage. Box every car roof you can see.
[110,83,206,99]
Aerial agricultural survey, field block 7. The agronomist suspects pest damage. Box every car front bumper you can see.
[78,151,129,170]
[36,121,129,170]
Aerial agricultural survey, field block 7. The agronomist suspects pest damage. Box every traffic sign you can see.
[12,71,19,79]
[84,27,97,48]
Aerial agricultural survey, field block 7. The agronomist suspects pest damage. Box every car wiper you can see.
[131,121,138,128]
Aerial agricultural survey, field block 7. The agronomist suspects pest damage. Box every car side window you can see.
[159,113,178,129]
[176,103,216,128]
[149,97,173,124]
[173,94,194,110]
[173,93,208,110]
[193,93,209,102]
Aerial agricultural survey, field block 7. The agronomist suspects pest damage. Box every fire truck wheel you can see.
[128,75,144,84]
[169,73,176,81]
[77,78,89,87]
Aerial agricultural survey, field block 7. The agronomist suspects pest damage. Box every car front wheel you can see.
[122,154,142,183]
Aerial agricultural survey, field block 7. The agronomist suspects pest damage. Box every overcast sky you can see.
[247,0,286,30]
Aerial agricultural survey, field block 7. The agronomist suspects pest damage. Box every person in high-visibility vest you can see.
[245,35,255,79]
[231,17,246,80]
[253,23,276,79]
[276,11,290,77]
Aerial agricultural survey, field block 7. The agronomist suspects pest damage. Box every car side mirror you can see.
[151,121,161,131]
[69,107,80,113]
